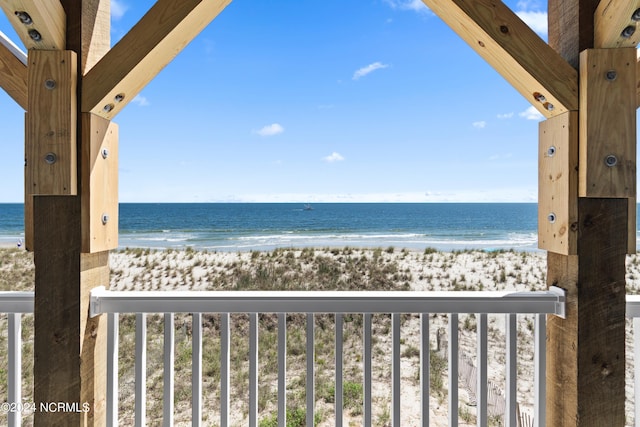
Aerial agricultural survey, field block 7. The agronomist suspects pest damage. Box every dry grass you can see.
[4,247,640,426]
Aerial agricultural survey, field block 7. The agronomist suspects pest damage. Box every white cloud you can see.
[516,10,548,36]
[497,112,514,119]
[255,123,284,136]
[131,95,149,107]
[473,121,487,129]
[111,0,128,20]
[323,152,345,163]
[353,62,389,80]
[519,106,544,121]
[384,0,430,13]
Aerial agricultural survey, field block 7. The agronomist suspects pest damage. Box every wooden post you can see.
[29,1,112,426]
[544,0,633,425]
[0,2,230,425]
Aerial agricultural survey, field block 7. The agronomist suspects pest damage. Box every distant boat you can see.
[303,204,313,211]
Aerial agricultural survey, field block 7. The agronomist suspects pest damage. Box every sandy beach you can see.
[1,246,639,426]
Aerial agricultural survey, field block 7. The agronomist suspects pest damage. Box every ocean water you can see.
[0,203,546,252]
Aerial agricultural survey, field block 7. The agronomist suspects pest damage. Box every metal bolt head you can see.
[533,92,546,103]
[14,11,32,25]
[115,93,125,103]
[605,155,618,167]
[44,79,56,90]
[548,213,556,223]
[544,102,554,112]
[606,70,617,81]
[28,29,42,41]
[633,8,640,21]
[101,213,109,225]
[547,146,556,157]
[621,25,636,38]
[103,103,114,113]
[44,152,57,165]
[101,148,109,159]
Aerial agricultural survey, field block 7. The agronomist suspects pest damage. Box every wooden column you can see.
[0,2,230,425]
[545,0,633,425]
[30,1,112,426]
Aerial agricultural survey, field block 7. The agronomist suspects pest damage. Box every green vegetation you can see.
[0,246,607,425]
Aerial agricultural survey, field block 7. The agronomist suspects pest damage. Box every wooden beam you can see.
[546,198,627,426]
[594,0,640,48]
[421,0,578,118]
[548,0,600,69]
[538,112,579,255]
[26,50,78,196]
[0,0,66,50]
[0,30,27,109]
[82,0,232,119]
[546,0,631,425]
[33,196,109,426]
[59,0,110,75]
[33,195,82,425]
[81,114,118,253]
[31,1,111,425]
[24,49,78,250]
[579,48,636,198]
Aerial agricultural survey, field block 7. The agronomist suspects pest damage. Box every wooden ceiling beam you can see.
[82,0,232,120]
[0,30,27,109]
[594,0,640,48]
[421,0,578,118]
[0,0,66,50]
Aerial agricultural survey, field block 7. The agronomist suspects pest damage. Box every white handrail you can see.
[0,287,578,427]
[89,287,567,317]
[0,292,34,313]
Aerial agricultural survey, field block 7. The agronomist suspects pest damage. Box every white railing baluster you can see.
[449,313,459,427]
[420,313,429,427]
[8,313,21,427]
[135,313,147,427]
[477,314,488,427]
[192,313,202,427]
[392,313,401,426]
[278,313,287,427]
[506,314,517,427]
[221,313,230,427]
[534,314,546,427]
[249,313,258,427]
[164,313,174,427]
[635,317,640,427]
[364,313,372,426]
[107,313,119,427]
[335,313,343,427]
[1,286,573,427]
[306,313,315,427]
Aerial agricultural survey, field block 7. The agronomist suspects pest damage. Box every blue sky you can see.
[0,0,553,203]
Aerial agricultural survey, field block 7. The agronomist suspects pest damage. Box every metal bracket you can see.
[549,285,566,319]
[89,286,107,318]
